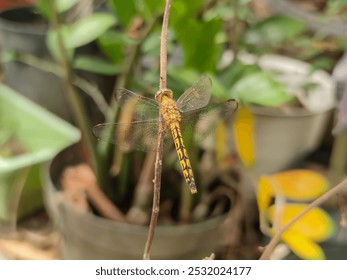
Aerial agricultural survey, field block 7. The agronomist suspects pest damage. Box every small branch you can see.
[48,0,100,177]
[143,122,166,260]
[259,177,347,260]
[159,0,172,89]
[143,0,172,260]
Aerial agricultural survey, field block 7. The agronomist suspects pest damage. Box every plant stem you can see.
[48,0,100,176]
[143,0,172,260]
[259,177,347,260]
[159,0,171,90]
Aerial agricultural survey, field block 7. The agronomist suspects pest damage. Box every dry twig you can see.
[143,0,172,260]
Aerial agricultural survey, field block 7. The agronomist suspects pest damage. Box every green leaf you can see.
[36,0,79,18]
[229,71,294,107]
[36,0,50,18]
[56,0,79,13]
[1,49,17,62]
[64,13,116,49]
[46,27,74,62]
[219,60,261,90]
[242,16,305,48]
[73,55,121,75]
[97,30,137,63]
[140,0,165,22]
[107,0,136,28]
[173,18,222,73]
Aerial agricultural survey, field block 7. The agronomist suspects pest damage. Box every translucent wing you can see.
[179,99,239,144]
[176,75,212,113]
[93,120,160,151]
[116,88,160,121]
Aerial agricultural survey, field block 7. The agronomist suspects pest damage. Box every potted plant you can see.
[40,0,341,260]
[38,0,243,260]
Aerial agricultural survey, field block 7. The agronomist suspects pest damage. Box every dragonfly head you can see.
[155,88,173,103]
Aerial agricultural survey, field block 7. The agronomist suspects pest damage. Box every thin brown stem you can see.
[143,0,172,260]
[159,0,172,90]
[143,120,166,260]
[48,0,100,177]
[260,177,347,260]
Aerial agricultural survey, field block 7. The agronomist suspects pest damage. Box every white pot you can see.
[248,55,335,174]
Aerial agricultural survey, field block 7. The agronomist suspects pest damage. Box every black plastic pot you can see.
[42,144,226,260]
[0,6,115,124]
[0,6,72,121]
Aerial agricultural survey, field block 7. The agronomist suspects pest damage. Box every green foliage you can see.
[242,16,305,53]
[173,17,222,73]
[63,13,116,48]
[46,25,75,62]
[97,30,137,64]
[73,55,121,75]
[140,0,165,22]
[218,60,293,106]
[36,0,79,18]
[107,0,136,28]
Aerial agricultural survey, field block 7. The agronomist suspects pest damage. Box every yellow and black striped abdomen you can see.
[170,122,197,194]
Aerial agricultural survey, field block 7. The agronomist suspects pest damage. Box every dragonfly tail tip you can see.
[190,186,198,194]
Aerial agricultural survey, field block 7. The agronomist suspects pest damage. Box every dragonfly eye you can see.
[155,89,173,102]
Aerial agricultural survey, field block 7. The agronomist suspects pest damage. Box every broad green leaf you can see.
[233,106,254,167]
[107,0,136,28]
[46,27,74,62]
[229,71,293,106]
[141,29,161,56]
[171,0,204,21]
[36,0,79,19]
[97,30,137,63]
[36,0,51,18]
[242,16,305,47]
[209,75,228,99]
[219,60,261,91]
[173,18,222,73]
[282,230,325,260]
[64,13,116,49]
[140,0,165,22]
[73,55,121,75]
[56,0,79,13]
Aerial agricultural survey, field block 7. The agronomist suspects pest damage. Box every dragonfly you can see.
[93,76,238,194]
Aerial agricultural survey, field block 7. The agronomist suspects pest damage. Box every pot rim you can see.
[0,5,47,35]
[249,105,333,118]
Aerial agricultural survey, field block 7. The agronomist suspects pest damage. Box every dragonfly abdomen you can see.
[170,122,197,194]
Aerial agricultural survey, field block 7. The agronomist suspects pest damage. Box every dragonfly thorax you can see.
[155,88,173,103]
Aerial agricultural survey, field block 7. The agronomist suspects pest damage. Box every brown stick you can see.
[143,0,172,260]
[259,177,347,260]
[159,0,172,90]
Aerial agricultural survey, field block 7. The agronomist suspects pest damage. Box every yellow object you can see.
[282,230,326,260]
[267,204,335,242]
[257,176,274,212]
[259,170,329,201]
[233,106,255,166]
